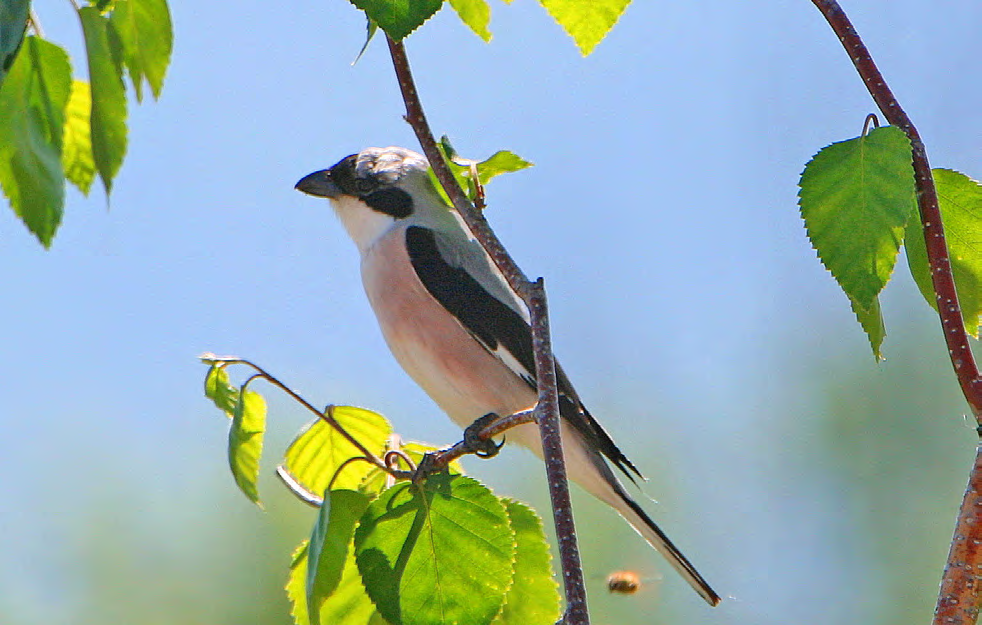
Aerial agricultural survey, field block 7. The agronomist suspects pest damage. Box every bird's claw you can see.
[464,413,505,459]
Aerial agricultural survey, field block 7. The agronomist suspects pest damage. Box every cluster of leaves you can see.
[798,123,982,358]
[0,0,171,246]
[203,360,561,625]
[427,136,533,207]
[353,0,631,55]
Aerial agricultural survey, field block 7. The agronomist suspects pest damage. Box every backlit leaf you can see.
[491,499,560,625]
[108,0,173,102]
[79,6,128,193]
[228,382,266,505]
[307,489,372,624]
[0,36,71,246]
[449,0,491,42]
[849,295,885,361]
[905,168,982,337]
[799,125,917,311]
[279,406,393,497]
[62,80,95,195]
[538,0,631,56]
[355,474,514,625]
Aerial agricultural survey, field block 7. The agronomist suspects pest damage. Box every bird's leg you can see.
[411,409,536,483]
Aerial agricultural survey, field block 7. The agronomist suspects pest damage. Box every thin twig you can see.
[530,279,589,624]
[385,36,590,624]
[809,2,982,623]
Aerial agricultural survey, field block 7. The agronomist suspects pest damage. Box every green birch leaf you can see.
[307,489,372,624]
[289,539,385,625]
[905,168,982,338]
[849,295,885,361]
[475,150,533,186]
[63,80,95,195]
[449,0,491,42]
[0,0,29,87]
[491,499,561,625]
[108,0,173,102]
[228,382,266,506]
[279,407,393,498]
[203,364,239,415]
[352,16,378,66]
[538,0,631,56]
[798,125,917,311]
[355,473,514,625]
[349,0,443,41]
[79,6,127,193]
[0,36,71,247]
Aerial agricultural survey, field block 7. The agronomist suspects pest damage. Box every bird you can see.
[295,146,720,607]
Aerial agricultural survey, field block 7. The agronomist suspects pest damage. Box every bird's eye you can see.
[355,178,376,193]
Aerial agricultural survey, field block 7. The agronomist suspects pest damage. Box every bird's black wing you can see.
[405,225,642,481]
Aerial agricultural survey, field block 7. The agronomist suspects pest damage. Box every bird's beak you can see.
[295,170,342,199]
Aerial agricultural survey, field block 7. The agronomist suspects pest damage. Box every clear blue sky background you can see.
[3,1,982,623]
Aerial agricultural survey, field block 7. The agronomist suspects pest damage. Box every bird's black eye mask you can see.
[329,154,414,218]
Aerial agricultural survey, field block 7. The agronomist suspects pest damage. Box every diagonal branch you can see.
[810,2,982,624]
[386,35,590,624]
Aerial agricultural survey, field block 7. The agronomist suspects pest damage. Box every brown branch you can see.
[811,0,982,419]
[935,446,982,623]
[809,2,982,623]
[386,36,590,624]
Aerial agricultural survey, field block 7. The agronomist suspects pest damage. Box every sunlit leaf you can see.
[475,150,533,186]
[228,382,266,505]
[62,80,95,195]
[449,0,491,42]
[307,489,372,624]
[0,0,29,87]
[799,126,917,311]
[349,0,443,41]
[108,0,173,102]
[355,473,514,625]
[538,0,631,56]
[849,295,885,361]
[352,15,378,66]
[79,6,128,193]
[905,168,982,337]
[279,406,393,497]
[203,364,238,415]
[491,499,561,625]
[0,36,71,246]
[289,538,384,625]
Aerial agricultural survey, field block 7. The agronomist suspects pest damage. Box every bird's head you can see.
[296,146,443,252]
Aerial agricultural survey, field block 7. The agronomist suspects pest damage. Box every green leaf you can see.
[0,0,29,87]
[289,539,385,625]
[108,0,173,102]
[279,406,393,498]
[352,15,378,66]
[63,80,96,195]
[227,381,267,505]
[905,168,982,338]
[349,0,443,41]
[0,36,71,247]
[204,364,239,415]
[475,150,533,186]
[799,125,917,311]
[449,0,491,42]
[538,0,631,56]
[849,295,885,361]
[355,474,515,625]
[307,490,372,624]
[79,6,128,193]
[491,499,561,625]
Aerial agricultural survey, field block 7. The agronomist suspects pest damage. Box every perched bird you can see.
[296,146,720,606]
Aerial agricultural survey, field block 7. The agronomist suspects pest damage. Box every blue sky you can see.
[3,1,982,623]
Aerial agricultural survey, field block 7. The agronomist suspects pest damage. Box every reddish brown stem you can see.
[935,446,982,623]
